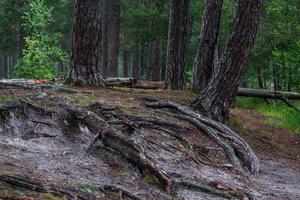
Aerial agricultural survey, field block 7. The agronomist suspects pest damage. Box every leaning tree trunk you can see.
[101,0,121,77]
[66,0,104,86]
[193,0,263,123]
[165,0,191,89]
[192,0,223,93]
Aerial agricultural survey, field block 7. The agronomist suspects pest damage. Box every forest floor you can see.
[0,85,299,200]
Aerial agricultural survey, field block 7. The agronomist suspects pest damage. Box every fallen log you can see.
[237,88,300,100]
[104,77,136,86]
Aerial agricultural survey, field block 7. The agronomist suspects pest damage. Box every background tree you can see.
[165,0,191,89]
[101,0,121,77]
[192,0,263,122]
[13,0,67,79]
[192,0,223,92]
[66,0,104,86]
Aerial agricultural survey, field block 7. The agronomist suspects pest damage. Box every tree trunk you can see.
[3,53,8,79]
[131,44,142,80]
[193,0,263,123]
[0,53,3,78]
[165,0,191,89]
[192,0,223,93]
[153,39,162,81]
[272,64,281,91]
[66,0,104,86]
[256,65,264,89]
[101,0,121,77]
[147,41,154,80]
[123,50,128,77]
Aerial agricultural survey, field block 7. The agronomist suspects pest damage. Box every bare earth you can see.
[0,87,299,200]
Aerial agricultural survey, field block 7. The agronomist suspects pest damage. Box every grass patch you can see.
[236,97,300,134]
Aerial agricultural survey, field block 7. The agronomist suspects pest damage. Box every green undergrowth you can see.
[236,97,300,134]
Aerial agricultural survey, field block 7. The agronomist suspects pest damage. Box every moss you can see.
[194,145,209,155]
[179,141,190,149]
[79,181,97,193]
[0,95,17,105]
[142,170,160,187]
[39,193,67,200]
[0,111,10,123]
[229,115,246,132]
[119,171,131,177]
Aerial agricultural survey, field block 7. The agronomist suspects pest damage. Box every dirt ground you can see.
[0,86,299,200]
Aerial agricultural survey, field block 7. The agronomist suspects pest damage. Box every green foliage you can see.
[236,97,300,134]
[13,0,67,79]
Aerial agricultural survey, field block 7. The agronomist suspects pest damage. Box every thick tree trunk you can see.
[66,0,104,86]
[132,44,142,80]
[193,0,263,123]
[192,0,223,93]
[123,50,128,77]
[101,0,121,77]
[165,0,191,89]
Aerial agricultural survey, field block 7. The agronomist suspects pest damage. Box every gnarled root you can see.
[63,104,172,193]
[144,100,259,174]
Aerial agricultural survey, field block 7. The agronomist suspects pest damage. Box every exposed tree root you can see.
[63,104,172,193]
[0,174,94,200]
[173,179,253,200]
[144,100,259,174]
[99,185,142,200]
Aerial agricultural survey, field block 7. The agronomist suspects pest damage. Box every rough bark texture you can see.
[66,0,104,86]
[123,49,129,77]
[132,44,142,80]
[153,39,162,81]
[165,0,191,89]
[145,100,259,174]
[192,0,223,93]
[193,0,263,123]
[147,41,154,80]
[101,0,121,77]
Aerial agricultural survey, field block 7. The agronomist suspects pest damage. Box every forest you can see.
[0,0,299,199]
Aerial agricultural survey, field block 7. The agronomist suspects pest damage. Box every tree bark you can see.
[66,0,104,86]
[147,41,154,80]
[101,0,121,77]
[123,49,129,77]
[256,65,264,89]
[132,44,142,80]
[237,88,300,100]
[165,0,191,89]
[272,64,281,91]
[153,39,162,81]
[193,0,263,123]
[192,0,223,93]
